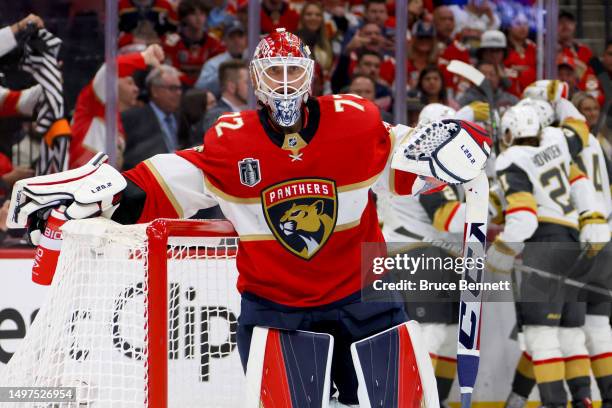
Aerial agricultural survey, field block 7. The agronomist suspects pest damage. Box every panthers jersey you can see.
[122,94,418,308]
[575,134,612,223]
[496,127,577,237]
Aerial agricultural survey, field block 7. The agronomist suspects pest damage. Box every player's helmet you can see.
[250,28,315,127]
[418,103,457,125]
[501,105,540,146]
[517,97,555,128]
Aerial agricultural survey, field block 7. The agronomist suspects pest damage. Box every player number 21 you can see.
[215,112,244,137]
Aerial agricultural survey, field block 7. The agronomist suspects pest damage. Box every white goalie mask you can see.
[250,28,315,128]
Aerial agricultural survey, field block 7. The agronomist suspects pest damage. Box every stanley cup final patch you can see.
[238,158,261,187]
[262,178,338,260]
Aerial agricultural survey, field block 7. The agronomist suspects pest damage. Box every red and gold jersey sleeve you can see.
[123,151,219,223]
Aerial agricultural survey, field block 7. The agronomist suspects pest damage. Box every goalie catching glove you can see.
[7,153,126,244]
[392,119,492,186]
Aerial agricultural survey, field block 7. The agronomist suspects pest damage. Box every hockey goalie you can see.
[6,28,491,407]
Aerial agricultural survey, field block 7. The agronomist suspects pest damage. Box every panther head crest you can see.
[279,200,334,258]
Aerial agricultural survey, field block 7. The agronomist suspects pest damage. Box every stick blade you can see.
[448,60,485,87]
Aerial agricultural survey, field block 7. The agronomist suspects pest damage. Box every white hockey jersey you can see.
[496,127,577,241]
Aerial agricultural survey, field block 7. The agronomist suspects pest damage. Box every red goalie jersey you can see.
[123,94,417,307]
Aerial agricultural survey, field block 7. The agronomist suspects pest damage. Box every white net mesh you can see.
[0,218,244,408]
[403,121,458,159]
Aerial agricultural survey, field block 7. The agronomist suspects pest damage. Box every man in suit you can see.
[200,59,248,133]
[121,65,183,170]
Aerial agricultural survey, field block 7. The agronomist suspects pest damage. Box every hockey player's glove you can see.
[485,237,522,274]
[391,119,492,185]
[579,212,610,257]
[522,80,570,104]
[467,101,490,123]
[7,153,126,244]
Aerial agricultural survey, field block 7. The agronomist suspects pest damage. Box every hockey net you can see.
[0,218,244,407]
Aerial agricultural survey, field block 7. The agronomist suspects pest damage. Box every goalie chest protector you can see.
[177,94,413,308]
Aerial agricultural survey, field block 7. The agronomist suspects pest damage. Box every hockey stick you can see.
[457,171,489,407]
[589,57,611,136]
[447,60,501,154]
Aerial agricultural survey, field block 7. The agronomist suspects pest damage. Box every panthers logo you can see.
[262,179,337,260]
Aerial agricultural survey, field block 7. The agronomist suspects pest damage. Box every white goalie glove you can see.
[7,153,127,243]
[391,119,492,188]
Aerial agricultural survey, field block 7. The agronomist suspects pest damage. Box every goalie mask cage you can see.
[0,218,245,408]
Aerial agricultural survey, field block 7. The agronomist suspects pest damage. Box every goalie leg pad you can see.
[245,326,334,408]
[350,321,439,407]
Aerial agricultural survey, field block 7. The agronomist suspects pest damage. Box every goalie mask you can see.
[501,105,540,146]
[250,28,315,128]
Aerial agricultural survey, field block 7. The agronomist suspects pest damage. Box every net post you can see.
[146,219,170,408]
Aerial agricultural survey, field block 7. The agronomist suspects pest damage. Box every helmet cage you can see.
[250,56,314,127]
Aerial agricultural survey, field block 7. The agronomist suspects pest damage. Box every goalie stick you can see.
[447,60,501,154]
[457,171,489,407]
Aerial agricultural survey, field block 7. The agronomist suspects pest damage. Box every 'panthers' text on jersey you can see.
[123,94,418,307]
[496,127,578,234]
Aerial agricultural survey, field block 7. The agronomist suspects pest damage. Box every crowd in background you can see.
[0,0,611,244]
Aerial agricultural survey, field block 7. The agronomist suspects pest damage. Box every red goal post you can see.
[146,219,238,407]
[0,218,243,408]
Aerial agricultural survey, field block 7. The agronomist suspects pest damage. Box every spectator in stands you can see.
[341,22,396,86]
[297,2,334,75]
[450,0,500,37]
[406,20,438,90]
[408,65,457,109]
[70,45,165,169]
[572,91,611,158]
[504,14,537,97]
[603,40,612,129]
[557,10,604,105]
[434,5,455,46]
[118,0,178,39]
[200,60,248,133]
[122,65,183,170]
[558,10,592,69]
[194,20,247,96]
[178,89,210,147]
[163,0,225,87]
[477,30,506,66]
[349,74,394,123]
[476,30,514,97]
[332,48,392,109]
[458,61,517,111]
[207,0,235,38]
[322,0,359,39]
[260,0,300,34]
[434,6,471,97]
[603,39,612,77]
[408,0,429,30]
[341,0,394,54]
[557,54,580,99]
